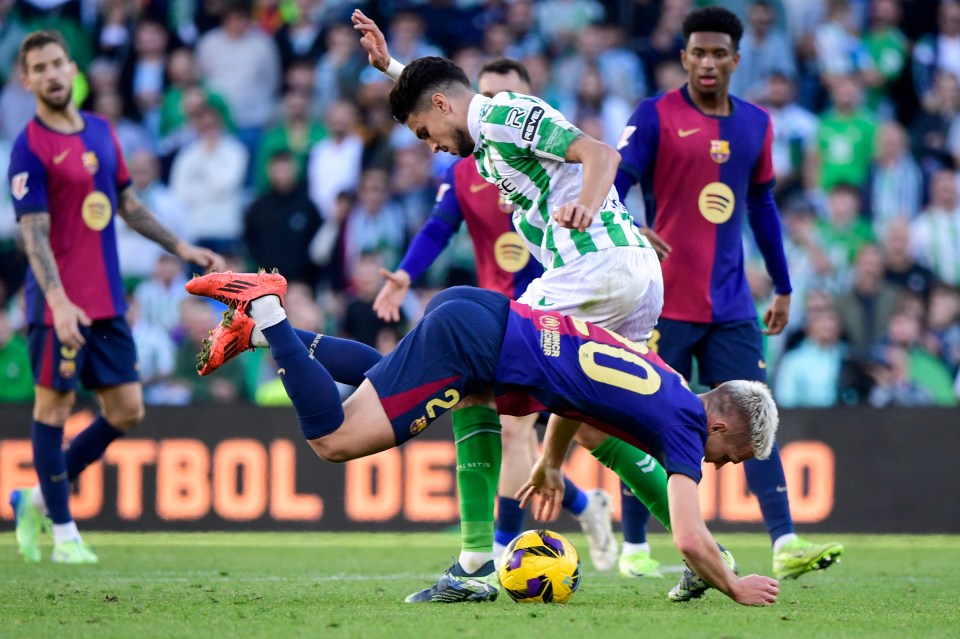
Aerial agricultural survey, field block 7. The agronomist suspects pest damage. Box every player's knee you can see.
[33,405,72,426]
[105,402,146,432]
[500,420,530,452]
[573,424,607,451]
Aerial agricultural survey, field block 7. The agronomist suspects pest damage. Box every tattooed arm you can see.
[119,186,225,272]
[19,213,90,348]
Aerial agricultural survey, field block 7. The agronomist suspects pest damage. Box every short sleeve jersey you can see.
[495,299,708,482]
[470,92,649,270]
[618,86,776,323]
[9,113,131,325]
[434,159,543,299]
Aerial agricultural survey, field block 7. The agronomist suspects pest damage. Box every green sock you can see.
[591,437,671,531]
[453,405,502,553]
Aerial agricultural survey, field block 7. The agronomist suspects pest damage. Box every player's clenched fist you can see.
[552,202,594,232]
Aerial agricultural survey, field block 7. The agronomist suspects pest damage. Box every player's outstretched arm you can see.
[119,187,226,273]
[668,475,779,606]
[373,268,411,323]
[516,417,580,520]
[19,213,91,349]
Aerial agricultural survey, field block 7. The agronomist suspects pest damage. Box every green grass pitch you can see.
[2,532,958,639]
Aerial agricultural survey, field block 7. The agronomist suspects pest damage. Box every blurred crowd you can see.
[0,0,958,408]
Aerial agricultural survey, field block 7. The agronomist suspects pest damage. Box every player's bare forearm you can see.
[19,213,67,304]
[541,417,580,467]
[119,187,181,254]
[565,135,620,214]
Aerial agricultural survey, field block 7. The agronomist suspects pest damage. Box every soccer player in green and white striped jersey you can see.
[354,9,670,603]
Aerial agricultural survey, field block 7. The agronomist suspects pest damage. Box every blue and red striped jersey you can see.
[9,113,130,326]
[618,86,782,323]
[495,300,708,482]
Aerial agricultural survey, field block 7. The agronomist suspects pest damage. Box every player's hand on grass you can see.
[516,457,564,521]
[50,296,91,349]
[553,202,594,232]
[373,268,411,323]
[176,242,226,273]
[352,9,391,71]
[762,293,790,335]
[639,227,671,260]
[732,574,779,606]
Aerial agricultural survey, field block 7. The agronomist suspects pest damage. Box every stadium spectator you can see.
[806,74,877,193]
[313,22,366,117]
[384,11,442,65]
[0,65,37,141]
[909,168,960,287]
[762,73,819,200]
[196,0,281,162]
[882,309,957,405]
[116,149,192,287]
[560,63,633,147]
[389,143,436,236]
[731,0,798,102]
[0,138,25,299]
[118,19,170,133]
[775,304,847,407]
[554,23,646,106]
[534,0,604,49]
[835,244,901,352]
[254,88,327,194]
[911,70,960,176]
[923,282,960,375]
[171,296,248,403]
[91,90,154,160]
[342,252,395,348]
[814,0,874,84]
[244,150,322,286]
[306,100,363,220]
[125,296,179,406]
[0,305,33,403]
[133,253,190,335]
[273,0,328,71]
[862,0,908,114]
[912,0,960,107]
[781,197,838,322]
[868,121,923,234]
[169,102,248,255]
[502,0,547,59]
[882,217,939,303]
[637,0,688,82]
[341,168,407,275]
[817,183,875,274]
[866,344,932,406]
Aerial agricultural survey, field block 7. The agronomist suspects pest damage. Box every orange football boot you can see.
[196,307,256,376]
[185,269,287,312]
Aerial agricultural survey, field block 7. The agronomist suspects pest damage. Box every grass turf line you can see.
[1,532,958,639]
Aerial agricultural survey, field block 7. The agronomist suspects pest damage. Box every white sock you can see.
[52,521,81,546]
[250,326,269,348]
[622,542,651,556]
[772,533,798,554]
[458,550,493,574]
[30,485,48,516]
[492,541,507,564]
[248,295,286,330]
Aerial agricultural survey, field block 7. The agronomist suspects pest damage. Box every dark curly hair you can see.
[682,7,744,50]
[478,58,531,87]
[389,56,472,124]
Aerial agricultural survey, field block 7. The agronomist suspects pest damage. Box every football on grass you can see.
[498,529,581,603]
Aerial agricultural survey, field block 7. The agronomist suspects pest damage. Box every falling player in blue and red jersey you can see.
[185,270,781,606]
[614,7,842,586]
[7,31,223,564]
[372,58,621,601]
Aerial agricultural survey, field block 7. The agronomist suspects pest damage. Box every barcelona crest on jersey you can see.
[710,139,730,164]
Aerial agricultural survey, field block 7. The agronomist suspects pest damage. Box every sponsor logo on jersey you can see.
[60,345,77,359]
[494,232,530,273]
[709,139,730,163]
[10,172,28,200]
[540,328,561,357]
[81,191,112,231]
[698,182,735,224]
[495,177,518,199]
[538,315,561,331]
[521,106,545,142]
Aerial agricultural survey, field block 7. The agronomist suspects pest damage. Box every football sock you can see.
[772,533,798,554]
[458,551,491,574]
[453,406,502,558]
[743,442,794,541]
[562,476,589,516]
[261,319,344,439]
[590,437,671,530]
[494,497,525,548]
[296,330,382,386]
[620,482,651,544]
[249,295,285,329]
[52,521,81,545]
[31,421,72,525]
[65,415,123,480]
[622,541,651,556]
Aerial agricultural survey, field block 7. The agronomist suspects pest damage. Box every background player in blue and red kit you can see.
[614,7,842,583]
[7,31,223,564]
[185,272,781,606]
[372,58,621,600]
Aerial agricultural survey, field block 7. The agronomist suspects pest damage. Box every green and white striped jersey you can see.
[467,92,649,269]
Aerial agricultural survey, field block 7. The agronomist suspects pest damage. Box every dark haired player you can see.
[7,31,223,564]
[186,269,781,607]
[614,7,843,590]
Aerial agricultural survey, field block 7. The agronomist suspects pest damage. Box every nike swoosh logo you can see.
[52,149,70,164]
[470,182,492,193]
[776,485,788,493]
[759,360,767,369]
[678,128,701,138]
[538,296,555,307]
